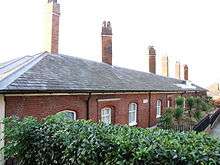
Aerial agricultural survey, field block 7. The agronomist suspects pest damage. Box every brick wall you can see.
[45,0,60,54]
[101,35,112,65]
[148,46,156,74]
[5,92,204,128]
[5,95,88,120]
[91,94,150,127]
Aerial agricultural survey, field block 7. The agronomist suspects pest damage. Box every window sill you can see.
[129,122,137,126]
[156,115,161,118]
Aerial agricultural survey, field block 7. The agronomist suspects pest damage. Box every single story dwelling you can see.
[0,0,206,163]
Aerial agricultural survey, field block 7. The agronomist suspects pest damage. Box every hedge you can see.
[2,114,220,165]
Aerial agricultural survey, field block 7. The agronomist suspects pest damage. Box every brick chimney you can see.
[148,46,156,74]
[161,56,169,77]
[175,61,181,79]
[101,21,112,65]
[184,64,189,80]
[44,0,60,54]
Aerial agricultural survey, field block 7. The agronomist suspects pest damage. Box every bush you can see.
[194,97,202,109]
[186,96,194,109]
[3,114,220,164]
[186,96,194,118]
[194,110,202,121]
[158,108,174,129]
[174,107,184,123]
[176,96,184,108]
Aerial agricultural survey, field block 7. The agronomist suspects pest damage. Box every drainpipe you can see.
[86,93,92,120]
[96,99,99,122]
[148,92,151,127]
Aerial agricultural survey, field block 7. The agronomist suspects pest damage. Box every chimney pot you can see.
[102,21,112,36]
[48,0,57,3]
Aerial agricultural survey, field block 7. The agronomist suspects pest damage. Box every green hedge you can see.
[3,114,220,164]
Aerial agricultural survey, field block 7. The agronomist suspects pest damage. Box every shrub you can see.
[201,101,209,112]
[176,96,184,108]
[174,107,184,124]
[3,114,220,164]
[158,108,174,129]
[194,110,202,121]
[186,96,194,109]
[186,96,194,118]
[194,97,202,109]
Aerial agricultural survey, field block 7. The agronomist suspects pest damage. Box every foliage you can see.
[193,110,202,121]
[200,101,209,112]
[174,107,184,124]
[175,96,184,108]
[158,108,174,129]
[186,96,194,118]
[3,114,220,165]
[186,96,194,110]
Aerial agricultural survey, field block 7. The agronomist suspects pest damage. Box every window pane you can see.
[101,108,111,124]
[156,100,161,117]
[128,103,137,125]
[61,111,76,120]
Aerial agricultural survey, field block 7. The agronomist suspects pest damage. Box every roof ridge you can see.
[0,52,43,70]
[0,52,206,93]
[0,52,47,90]
[58,53,185,83]
[58,53,206,91]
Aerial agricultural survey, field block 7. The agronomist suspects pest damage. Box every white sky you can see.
[0,0,220,88]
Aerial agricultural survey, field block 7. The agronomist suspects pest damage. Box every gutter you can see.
[0,89,206,95]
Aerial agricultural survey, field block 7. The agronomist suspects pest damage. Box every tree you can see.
[194,110,202,121]
[176,96,184,108]
[174,107,184,125]
[174,97,185,125]
[159,108,174,129]
[186,96,194,118]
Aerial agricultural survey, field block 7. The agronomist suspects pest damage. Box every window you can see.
[59,111,76,120]
[128,103,137,126]
[167,100,170,107]
[156,100,162,118]
[167,99,172,108]
[183,97,186,109]
[101,108,111,124]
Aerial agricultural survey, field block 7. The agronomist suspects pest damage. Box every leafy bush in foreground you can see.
[3,114,220,165]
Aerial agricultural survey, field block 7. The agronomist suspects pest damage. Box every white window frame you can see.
[128,103,138,126]
[59,110,77,120]
[183,97,186,109]
[156,100,162,118]
[167,99,171,108]
[101,108,112,124]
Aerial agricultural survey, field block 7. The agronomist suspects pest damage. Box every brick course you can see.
[5,92,204,128]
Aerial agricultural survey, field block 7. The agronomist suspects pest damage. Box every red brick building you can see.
[0,1,207,161]
[0,2,206,161]
[0,0,206,126]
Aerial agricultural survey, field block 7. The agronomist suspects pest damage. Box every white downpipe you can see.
[0,95,5,165]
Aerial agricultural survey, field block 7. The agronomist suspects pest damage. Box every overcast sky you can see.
[0,0,220,88]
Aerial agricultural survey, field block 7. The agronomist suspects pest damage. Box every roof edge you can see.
[0,89,206,95]
[0,52,48,90]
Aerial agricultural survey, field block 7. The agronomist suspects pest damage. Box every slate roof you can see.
[0,52,206,94]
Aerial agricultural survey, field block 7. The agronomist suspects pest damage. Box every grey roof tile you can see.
[0,53,206,93]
